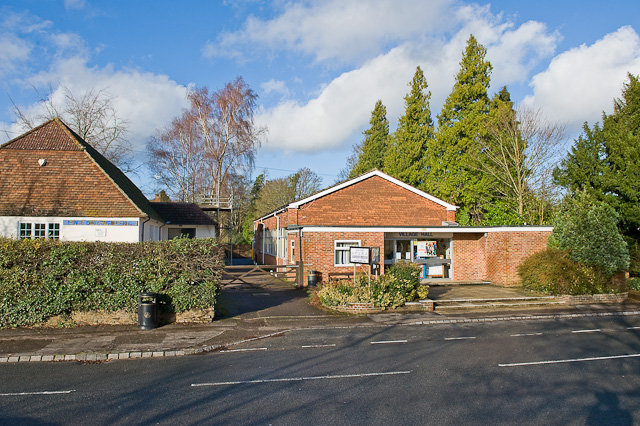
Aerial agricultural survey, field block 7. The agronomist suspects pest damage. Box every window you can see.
[19,223,60,240]
[168,228,196,239]
[34,223,47,238]
[290,240,295,262]
[19,223,32,239]
[334,240,360,266]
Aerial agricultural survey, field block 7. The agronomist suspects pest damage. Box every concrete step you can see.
[431,296,566,311]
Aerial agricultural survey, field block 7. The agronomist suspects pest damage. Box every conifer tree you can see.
[384,66,434,187]
[424,35,493,222]
[349,100,390,178]
[555,73,640,237]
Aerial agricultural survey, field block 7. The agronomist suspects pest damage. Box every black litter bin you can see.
[138,293,158,330]
[308,270,320,287]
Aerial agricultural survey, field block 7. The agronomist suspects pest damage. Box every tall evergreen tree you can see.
[384,66,434,187]
[555,73,640,238]
[424,35,493,222]
[348,100,390,178]
[601,73,640,237]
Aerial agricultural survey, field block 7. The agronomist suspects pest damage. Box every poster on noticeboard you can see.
[415,240,437,258]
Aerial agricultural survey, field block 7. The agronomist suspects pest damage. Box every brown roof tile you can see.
[0,118,162,221]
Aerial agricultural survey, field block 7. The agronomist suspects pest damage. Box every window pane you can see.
[19,223,32,239]
[34,223,46,238]
[48,223,60,240]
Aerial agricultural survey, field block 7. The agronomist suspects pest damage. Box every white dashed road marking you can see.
[0,390,76,396]
[191,371,412,387]
[499,353,640,367]
[370,340,408,345]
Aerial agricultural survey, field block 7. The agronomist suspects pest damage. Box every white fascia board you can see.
[254,206,288,223]
[288,170,458,211]
[296,226,553,233]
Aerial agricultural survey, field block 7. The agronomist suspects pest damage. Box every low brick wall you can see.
[565,293,628,305]
[43,308,215,327]
[334,303,381,314]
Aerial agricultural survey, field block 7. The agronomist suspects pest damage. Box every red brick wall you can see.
[301,231,385,282]
[293,175,453,227]
[453,231,551,286]
[452,233,487,281]
[486,231,551,286]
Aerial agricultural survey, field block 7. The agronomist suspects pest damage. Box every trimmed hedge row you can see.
[0,237,224,328]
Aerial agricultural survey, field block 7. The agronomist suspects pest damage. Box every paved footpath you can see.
[1,273,639,363]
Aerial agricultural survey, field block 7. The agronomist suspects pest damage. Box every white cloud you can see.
[260,79,291,98]
[256,3,561,152]
[0,34,31,76]
[8,56,189,156]
[524,26,640,132]
[64,0,88,11]
[204,0,453,64]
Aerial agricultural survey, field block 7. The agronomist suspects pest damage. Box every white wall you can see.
[0,216,152,242]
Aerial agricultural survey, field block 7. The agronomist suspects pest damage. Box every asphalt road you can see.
[1,315,639,425]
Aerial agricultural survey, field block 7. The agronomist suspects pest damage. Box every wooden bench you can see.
[328,272,354,281]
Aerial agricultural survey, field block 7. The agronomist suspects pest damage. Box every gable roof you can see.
[150,202,216,226]
[255,169,457,221]
[289,169,457,211]
[0,118,163,222]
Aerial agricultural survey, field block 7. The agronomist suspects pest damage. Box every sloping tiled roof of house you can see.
[150,202,217,226]
[0,118,163,221]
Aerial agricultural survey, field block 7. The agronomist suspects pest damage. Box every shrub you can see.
[0,237,224,327]
[518,248,613,295]
[549,193,629,278]
[316,262,424,310]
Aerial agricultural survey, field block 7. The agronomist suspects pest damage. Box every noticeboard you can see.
[350,247,380,265]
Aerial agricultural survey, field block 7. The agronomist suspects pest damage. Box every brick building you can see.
[0,118,215,242]
[254,170,551,286]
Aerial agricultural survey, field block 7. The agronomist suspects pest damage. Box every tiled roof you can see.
[150,202,216,226]
[0,118,163,221]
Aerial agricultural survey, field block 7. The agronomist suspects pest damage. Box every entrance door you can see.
[396,240,411,261]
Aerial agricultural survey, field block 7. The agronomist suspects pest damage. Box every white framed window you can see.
[334,240,360,266]
[290,240,295,262]
[19,223,60,240]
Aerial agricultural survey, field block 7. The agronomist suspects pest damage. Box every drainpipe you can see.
[141,217,151,241]
[259,219,265,264]
[276,214,280,264]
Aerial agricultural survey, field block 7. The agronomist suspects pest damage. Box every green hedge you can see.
[0,237,224,328]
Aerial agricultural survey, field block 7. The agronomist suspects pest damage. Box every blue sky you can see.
[1,0,639,196]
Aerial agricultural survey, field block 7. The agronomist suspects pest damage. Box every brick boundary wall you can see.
[334,303,381,314]
[565,293,628,305]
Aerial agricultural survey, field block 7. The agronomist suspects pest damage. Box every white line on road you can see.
[370,340,408,345]
[301,344,337,348]
[251,293,271,296]
[444,336,476,341]
[499,353,640,367]
[511,333,543,337]
[571,329,601,333]
[627,326,640,330]
[220,347,268,353]
[0,390,76,396]
[191,371,412,387]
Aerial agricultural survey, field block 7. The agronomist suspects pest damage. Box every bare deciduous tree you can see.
[12,85,132,169]
[480,104,566,221]
[147,109,205,202]
[190,77,266,203]
[148,77,265,216]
